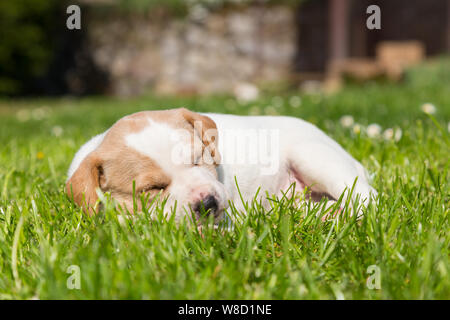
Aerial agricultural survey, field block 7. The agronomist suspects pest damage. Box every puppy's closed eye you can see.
[141,184,168,193]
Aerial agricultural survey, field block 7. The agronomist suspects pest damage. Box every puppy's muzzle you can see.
[193,194,219,218]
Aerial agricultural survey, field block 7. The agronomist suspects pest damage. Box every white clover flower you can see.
[233,82,259,102]
[383,127,402,142]
[339,115,354,128]
[271,96,284,108]
[383,128,394,140]
[289,96,302,108]
[394,128,402,142]
[367,123,382,138]
[31,107,48,120]
[447,122,450,133]
[352,123,361,134]
[421,103,436,115]
[52,126,63,137]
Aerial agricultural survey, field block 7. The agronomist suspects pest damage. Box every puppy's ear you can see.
[66,152,104,214]
[179,108,221,166]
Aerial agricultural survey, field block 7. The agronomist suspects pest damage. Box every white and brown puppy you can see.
[66,108,377,222]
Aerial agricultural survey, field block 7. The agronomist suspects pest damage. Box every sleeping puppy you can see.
[66,108,377,223]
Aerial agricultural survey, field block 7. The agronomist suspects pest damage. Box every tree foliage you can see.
[0,0,62,95]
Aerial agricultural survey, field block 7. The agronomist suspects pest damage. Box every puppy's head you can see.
[66,108,227,223]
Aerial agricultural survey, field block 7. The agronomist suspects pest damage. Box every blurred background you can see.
[1,0,449,99]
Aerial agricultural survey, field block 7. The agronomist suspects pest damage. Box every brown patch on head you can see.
[100,143,172,213]
[66,152,103,214]
[98,144,171,195]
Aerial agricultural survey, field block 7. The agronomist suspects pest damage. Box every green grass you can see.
[0,60,449,299]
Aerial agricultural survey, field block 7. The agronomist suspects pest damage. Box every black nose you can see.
[195,195,218,216]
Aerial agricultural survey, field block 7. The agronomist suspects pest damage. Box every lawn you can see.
[0,59,448,299]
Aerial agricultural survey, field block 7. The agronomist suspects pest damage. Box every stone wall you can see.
[86,5,296,96]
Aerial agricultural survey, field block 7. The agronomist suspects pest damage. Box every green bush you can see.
[0,0,62,95]
[404,55,450,89]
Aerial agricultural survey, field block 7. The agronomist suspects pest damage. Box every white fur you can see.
[207,113,376,214]
[124,118,228,219]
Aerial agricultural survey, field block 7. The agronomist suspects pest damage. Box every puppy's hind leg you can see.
[287,142,376,217]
